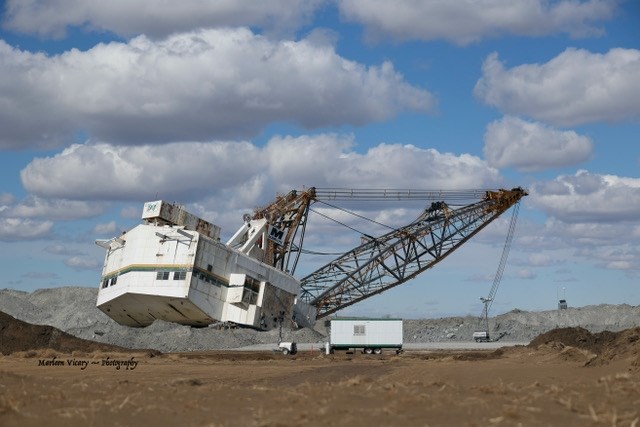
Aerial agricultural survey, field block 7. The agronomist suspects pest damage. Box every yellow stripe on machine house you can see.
[100,263,234,288]
[100,264,194,280]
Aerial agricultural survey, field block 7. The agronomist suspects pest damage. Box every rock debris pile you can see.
[1,287,639,353]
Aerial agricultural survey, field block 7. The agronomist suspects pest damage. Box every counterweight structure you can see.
[96,187,527,329]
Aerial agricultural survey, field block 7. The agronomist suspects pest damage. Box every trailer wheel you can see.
[373,348,382,355]
[281,348,290,355]
[364,348,373,355]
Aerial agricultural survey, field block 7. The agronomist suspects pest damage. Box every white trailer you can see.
[328,318,403,354]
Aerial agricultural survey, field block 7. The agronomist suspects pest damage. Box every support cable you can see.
[477,201,521,331]
[314,199,398,232]
[308,208,371,237]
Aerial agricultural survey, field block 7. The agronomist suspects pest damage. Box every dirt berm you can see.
[0,311,159,356]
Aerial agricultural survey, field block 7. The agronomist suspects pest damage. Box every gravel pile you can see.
[402,305,640,343]
[0,287,325,352]
[1,287,639,352]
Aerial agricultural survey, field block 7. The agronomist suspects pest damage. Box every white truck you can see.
[277,341,297,355]
[472,331,491,342]
[326,317,403,355]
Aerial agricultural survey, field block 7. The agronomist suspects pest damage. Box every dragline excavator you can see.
[95,187,527,330]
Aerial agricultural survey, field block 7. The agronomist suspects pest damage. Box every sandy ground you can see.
[1,346,639,427]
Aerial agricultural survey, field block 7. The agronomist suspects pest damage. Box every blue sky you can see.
[0,0,638,319]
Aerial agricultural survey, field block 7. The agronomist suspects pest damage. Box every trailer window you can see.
[156,271,170,280]
[354,324,365,336]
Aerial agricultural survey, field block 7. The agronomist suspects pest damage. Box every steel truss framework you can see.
[251,188,317,274]
[299,188,527,319]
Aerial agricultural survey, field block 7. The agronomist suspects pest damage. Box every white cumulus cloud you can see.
[544,218,639,247]
[2,196,105,220]
[0,28,435,149]
[64,256,101,271]
[475,48,640,126]
[527,253,559,267]
[337,0,617,44]
[93,221,117,235]
[265,135,501,190]
[0,218,53,241]
[44,244,81,256]
[576,245,640,272]
[516,269,536,280]
[21,141,262,202]
[484,116,592,171]
[2,0,324,38]
[21,134,502,207]
[530,170,640,223]
[0,193,15,205]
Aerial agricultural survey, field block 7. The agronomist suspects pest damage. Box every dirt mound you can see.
[589,327,640,366]
[529,327,617,353]
[0,311,142,355]
[528,326,640,365]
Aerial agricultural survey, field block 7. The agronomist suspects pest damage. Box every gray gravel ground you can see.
[1,287,638,352]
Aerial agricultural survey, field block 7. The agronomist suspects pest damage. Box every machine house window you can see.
[156,271,170,280]
[173,271,187,280]
[102,276,117,288]
[354,325,365,336]
[241,276,261,305]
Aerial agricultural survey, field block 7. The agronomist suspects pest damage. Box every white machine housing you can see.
[96,201,302,329]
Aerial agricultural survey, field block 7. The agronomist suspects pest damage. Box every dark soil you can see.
[0,311,153,355]
[528,326,640,365]
[529,326,616,353]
